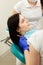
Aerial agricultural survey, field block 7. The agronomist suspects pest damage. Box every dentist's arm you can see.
[19,36,40,65]
[24,43,40,65]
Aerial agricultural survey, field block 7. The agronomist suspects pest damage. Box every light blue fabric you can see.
[24,29,36,38]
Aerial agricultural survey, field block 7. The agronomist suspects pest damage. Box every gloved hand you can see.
[19,36,29,51]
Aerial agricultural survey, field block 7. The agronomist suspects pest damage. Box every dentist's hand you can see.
[19,36,29,51]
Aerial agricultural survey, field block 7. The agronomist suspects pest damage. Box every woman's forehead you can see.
[19,14,25,20]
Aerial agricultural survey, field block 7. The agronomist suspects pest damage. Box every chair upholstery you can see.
[10,43,25,64]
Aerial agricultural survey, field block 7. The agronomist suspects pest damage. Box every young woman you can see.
[13,0,42,65]
[7,13,43,65]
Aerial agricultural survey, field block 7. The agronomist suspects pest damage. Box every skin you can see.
[24,46,40,65]
[17,15,31,35]
[27,0,37,7]
[17,15,41,65]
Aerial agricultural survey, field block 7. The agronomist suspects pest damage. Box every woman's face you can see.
[17,15,31,35]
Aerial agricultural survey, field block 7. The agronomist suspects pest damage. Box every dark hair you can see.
[40,0,43,9]
[7,13,21,45]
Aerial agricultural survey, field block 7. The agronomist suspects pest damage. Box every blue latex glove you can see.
[19,36,29,51]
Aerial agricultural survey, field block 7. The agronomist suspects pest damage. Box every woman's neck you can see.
[20,31,25,36]
[27,0,37,7]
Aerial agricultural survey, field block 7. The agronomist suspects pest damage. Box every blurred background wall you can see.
[0,0,20,41]
[0,0,20,65]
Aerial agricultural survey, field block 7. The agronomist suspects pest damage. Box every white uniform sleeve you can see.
[13,1,22,13]
[28,30,43,52]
